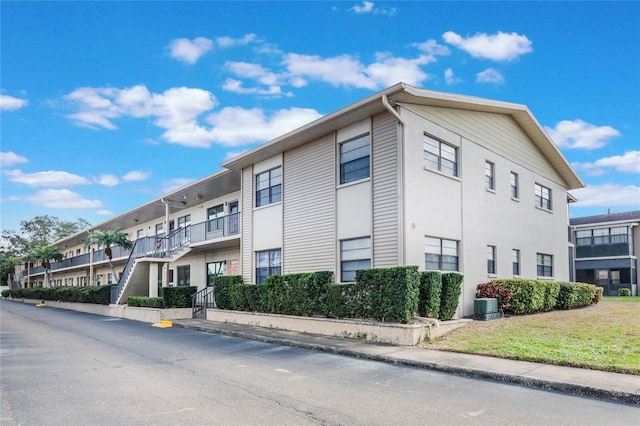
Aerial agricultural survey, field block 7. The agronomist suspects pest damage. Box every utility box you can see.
[474,298,501,321]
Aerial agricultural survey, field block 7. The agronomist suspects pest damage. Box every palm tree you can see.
[85,229,133,282]
[0,254,20,287]
[30,245,63,288]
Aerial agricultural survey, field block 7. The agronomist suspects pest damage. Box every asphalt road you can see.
[1,300,639,425]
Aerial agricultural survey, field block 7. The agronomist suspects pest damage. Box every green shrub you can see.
[355,266,420,323]
[161,286,197,308]
[418,271,442,318]
[555,282,596,309]
[541,281,561,312]
[212,275,243,309]
[264,271,333,316]
[127,296,165,308]
[476,281,512,313]
[1,290,9,298]
[439,273,463,320]
[618,288,631,297]
[2,285,113,305]
[324,283,358,318]
[496,279,546,314]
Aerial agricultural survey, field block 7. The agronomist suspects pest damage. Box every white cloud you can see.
[444,68,461,85]
[415,39,450,56]
[216,33,257,48]
[64,83,322,148]
[0,94,28,111]
[122,170,151,182]
[97,174,119,186]
[570,184,640,208]
[545,119,620,150]
[0,151,28,166]
[97,209,115,216]
[443,31,533,61]
[572,151,640,176]
[20,189,103,209]
[169,37,213,64]
[283,52,431,90]
[351,1,397,15]
[207,106,322,146]
[476,68,504,84]
[4,169,89,187]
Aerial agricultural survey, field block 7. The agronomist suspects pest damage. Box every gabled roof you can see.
[570,210,640,227]
[222,82,585,190]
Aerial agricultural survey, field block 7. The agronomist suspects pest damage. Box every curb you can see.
[173,322,640,406]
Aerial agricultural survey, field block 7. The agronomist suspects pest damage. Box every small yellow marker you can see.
[36,300,46,307]
[152,320,173,328]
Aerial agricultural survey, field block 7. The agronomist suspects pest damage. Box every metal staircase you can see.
[192,287,215,318]
[111,228,192,304]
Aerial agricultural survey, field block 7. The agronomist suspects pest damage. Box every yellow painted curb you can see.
[152,320,173,328]
[36,301,46,307]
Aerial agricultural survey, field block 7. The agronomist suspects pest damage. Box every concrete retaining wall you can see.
[206,309,471,346]
[15,298,192,323]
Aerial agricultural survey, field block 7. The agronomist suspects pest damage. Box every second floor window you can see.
[256,166,282,207]
[510,172,519,199]
[485,162,495,190]
[340,134,370,184]
[535,184,552,210]
[424,134,458,177]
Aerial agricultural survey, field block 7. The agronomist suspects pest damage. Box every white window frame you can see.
[339,133,370,185]
[485,161,495,191]
[425,237,459,271]
[340,237,371,282]
[535,183,552,211]
[423,134,458,177]
[255,167,282,208]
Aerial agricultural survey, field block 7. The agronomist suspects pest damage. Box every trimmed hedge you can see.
[418,271,442,318]
[439,273,463,320]
[161,286,197,308]
[618,288,631,297]
[2,285,113,305]
[492,279,560,314]
[556,282,597,309]
[212,275,244,310]
[264,271,333,316]
[127,296,165,308]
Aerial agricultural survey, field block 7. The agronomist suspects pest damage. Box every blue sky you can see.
[1,1,639,233]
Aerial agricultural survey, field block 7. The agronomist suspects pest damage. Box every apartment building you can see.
[570,210,639,296]
[19,83,585,317]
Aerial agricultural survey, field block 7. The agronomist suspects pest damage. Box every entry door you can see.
[228,201,239,234]
[595,269,610,295]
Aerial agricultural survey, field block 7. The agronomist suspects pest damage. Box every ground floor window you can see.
[256,249,281,284]
[177,265,191,286]
[425,237,459,271]
[487,246,496,274]
[207,261,226,286]
[340,237,371,282]
[512,249,520,275]
[536,253,553,277]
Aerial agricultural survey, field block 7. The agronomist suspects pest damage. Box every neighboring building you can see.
[570,210,639,296]
[16,83,585,317]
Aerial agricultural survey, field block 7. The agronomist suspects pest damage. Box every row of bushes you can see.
[476,279,597,314]
[1,285,113,305]
[127,286,197,308]
[212,268,464,323]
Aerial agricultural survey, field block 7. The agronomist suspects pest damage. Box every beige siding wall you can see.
[283,134,336,273]
[241,167,253,283]
[402,104,565,186]
[371,111,400,267]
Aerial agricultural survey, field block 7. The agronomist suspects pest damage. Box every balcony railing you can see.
[22,212,240,277]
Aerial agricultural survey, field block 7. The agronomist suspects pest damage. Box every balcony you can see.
[22,212,240,277]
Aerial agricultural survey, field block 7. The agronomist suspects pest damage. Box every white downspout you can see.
[382,94,407,267]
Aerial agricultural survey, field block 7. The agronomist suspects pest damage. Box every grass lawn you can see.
[424,297,640,375]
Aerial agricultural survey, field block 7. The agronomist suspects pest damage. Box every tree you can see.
[1,215,91,257]
[0,254,21,286]
[30,245,63,288]
[85,229,133,282]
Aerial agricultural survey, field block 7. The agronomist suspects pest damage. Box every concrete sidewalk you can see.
[172,318,640,406]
